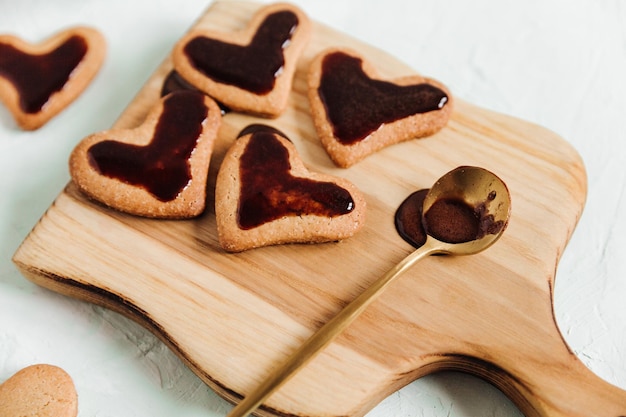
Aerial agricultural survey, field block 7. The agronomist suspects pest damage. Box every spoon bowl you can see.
[227,165,512,417]
[422,165,511,256]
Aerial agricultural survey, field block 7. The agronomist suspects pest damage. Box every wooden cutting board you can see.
[12,1,626,416]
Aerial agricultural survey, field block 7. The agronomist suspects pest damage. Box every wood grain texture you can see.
[12,1,626,416]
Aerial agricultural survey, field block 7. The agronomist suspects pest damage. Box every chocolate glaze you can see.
[0,35,88,113]
[87,90,209,202]
[318,51,449,145]
[394,189,428,248]
[183,10,299,95]
[237,125,355,229]
[237,123,289,141]
[395,189,505,247]
[161,70,197,96]
[161,70,231,115]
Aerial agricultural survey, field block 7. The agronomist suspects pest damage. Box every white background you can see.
[1,0,625,416]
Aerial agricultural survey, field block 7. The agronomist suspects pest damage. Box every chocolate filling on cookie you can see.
[182,10,299,95]
[237,126,355,229]
[161,70,198,97]
[161,70,231,115]
[318,51,449,144]
[87,90,209,202]
[237,123,289,141]
[0,35,88,113]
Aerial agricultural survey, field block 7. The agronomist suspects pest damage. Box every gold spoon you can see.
[227,165,512,417]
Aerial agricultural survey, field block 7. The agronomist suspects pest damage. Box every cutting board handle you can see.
[522,357,626,417]
[430,329,626,416]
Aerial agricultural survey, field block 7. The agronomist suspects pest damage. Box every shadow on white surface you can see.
[371,371,523,417]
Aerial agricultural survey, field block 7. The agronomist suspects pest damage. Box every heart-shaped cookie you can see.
[308,48,453,167]
[0,364,77,417]
[0,26,105,130]
[69,90,221,218]
[215,124,366,252]
[172,2,310,118]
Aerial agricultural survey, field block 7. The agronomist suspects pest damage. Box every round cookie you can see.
[0,364,78,417]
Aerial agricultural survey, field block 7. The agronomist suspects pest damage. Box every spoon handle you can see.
[226,242,439,417]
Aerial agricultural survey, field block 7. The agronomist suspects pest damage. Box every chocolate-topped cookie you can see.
[69,90,221,218]
[0,26,105,130]
[308,48,453,167]
[215,124,366,252]
[172,3,311,118]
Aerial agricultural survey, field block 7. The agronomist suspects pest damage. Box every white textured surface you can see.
[1,0,625,416]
